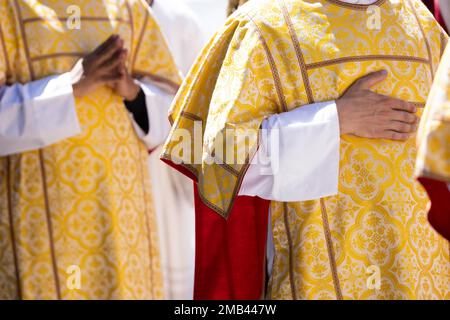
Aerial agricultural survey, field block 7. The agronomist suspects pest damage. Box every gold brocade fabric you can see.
[0,0,181,299]
[416,42,450,183]
[163,0,450,299]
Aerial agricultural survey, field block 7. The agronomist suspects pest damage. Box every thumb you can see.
[119,63,127,76]
[105,79,118,88]
[355,70,388,90]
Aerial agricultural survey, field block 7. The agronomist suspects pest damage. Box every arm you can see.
[0,34,138,157]
[0,73,80,156]
[240,70,419,201]
[240,101,340,201]
[126,77,176,150]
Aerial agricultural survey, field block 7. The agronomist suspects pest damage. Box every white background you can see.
[182,0,229,39]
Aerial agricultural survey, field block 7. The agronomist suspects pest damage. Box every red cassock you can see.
[162,160,270,299]
[418,178,450,241]
[193,187,270,299]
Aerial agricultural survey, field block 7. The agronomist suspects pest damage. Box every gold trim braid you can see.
[320,199,343,300]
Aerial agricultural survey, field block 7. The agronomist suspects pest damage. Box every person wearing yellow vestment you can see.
[162,0,450,299]
[416,40,450,241]
[0,0,181,299]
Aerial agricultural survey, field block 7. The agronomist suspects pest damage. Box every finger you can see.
[391,100,417,113]
[118,49,128,66]
[98,70,124,86]
[118,50,129,75]
[379,130,411,141]
[108,53,126,73]
[387,121,417,133]
[96,37,124,66]
[388,110,419,124]
[119,63,127,76]
[379,97,417,113]
[93,34,119,55]
[100,74,124,83]
[97,55,125,82]
[105,81,117,88]
[121,48,129,64]
[411,102,425,109]
[97,68,124,83]
[354,70,388,90]
[99,49,124,74]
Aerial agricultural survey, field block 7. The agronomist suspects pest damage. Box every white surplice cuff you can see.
[239,101,340,202]
[132,78,175,150]
[0,72,80,156]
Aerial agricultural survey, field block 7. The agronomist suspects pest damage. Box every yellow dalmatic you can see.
[417,42,450,186]
[415,42,450,241]
[0,0,181,299]
[163,0,450,299]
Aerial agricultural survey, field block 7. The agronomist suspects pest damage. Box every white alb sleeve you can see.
[131,78,175,150]
[0,73,80,156]
[239,101,340,201]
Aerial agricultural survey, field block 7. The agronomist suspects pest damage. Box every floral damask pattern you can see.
[0,0,181,299]
[163,0,449,300]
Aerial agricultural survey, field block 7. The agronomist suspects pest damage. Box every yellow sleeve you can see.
[162,15,280,218]
[411,0,449,77]
[416,43,450,182]
[128,0,182,90]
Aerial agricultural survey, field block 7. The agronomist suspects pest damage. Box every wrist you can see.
[72,80,88,98]
[124,80,141,101]
[72,77,97,98]
[336,98,353,135]
[70,60,95,98]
